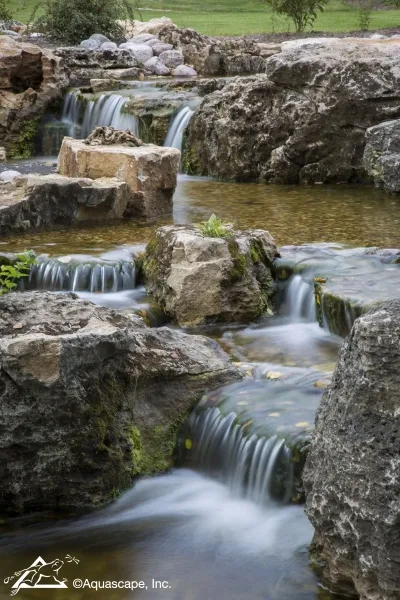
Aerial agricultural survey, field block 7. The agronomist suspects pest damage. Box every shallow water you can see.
[2,172,400,253]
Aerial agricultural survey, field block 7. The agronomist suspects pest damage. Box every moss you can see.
[9,118,41,159]
[128,411,187,477]
[142,237,161,283]
[228,239,247,281]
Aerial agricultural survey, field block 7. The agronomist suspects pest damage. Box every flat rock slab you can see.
[58,137,180,220]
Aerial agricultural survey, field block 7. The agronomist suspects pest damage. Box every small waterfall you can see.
[81,94,139,138]
[27,259,135,293]
[187,407,294,505]
[282,274,316,321]
[164,106,194,152]
[60,93,139,140]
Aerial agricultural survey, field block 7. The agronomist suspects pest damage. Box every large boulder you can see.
[142,224,279,327]
[0,291,240,515]
[0,36,69,158]
[58,131,180,220]
[0,174,141,236]
[187,38,400,183]
[118,17,174,40]
[304,301,400,599]
[363,118,400,193]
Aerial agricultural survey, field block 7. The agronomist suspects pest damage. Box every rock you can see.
[80,39,99,50]
[151,42,174,56]
[144,56,170,76]
[101,41,118,51]
[84,126,143,147]
[128,33,157,45]
[158,24,265,76]
[0,174,136,235]
[257,42,282,58]
[142,224,279,327]
[119,17,173,39]
[304,300,400,600]
[54,46,139,85]
[363,119,400,193]
[187,38,400,183]
[89,33,111,46]
[0,147,6,161]
[124,43,153,64]
[0,169,21,182]
[0,36,69,158]
[172,64,198,77]
[89,78,135,93]
[0,291,240,515]
[159,49,184,69]
[370,33,387,39]
[58,135,180,220]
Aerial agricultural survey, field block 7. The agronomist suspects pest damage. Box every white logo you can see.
[4,555,79,596]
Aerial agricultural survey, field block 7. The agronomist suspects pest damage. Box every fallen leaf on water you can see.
[314,277,327,284]
[266,371,282,380]
[295,421,310,428]
[268,412,280,418]
[237,401,249,406]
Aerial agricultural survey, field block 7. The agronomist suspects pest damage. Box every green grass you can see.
[6,0,400,36]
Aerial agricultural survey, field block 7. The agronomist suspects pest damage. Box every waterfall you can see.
[283,274,316,321]
[164,106,195,152]
[27,259,135,293]
[81,94,139,138]
[60,93,139,140]
[187,407,294,505]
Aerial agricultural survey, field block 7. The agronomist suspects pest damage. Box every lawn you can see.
[6,0,400,36]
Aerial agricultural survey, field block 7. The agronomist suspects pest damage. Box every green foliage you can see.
[200,214,233,239]
[0,250,37,296]
[10,118,40,159]
[264,0,329,31]
[384,0,400,6]
[0,0,12,21]
[357,4,372,29]
[32,0,138,44]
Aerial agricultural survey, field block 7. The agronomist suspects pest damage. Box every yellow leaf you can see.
[185,439,192,450]
[268,412,280,418]
[295,422,310,428]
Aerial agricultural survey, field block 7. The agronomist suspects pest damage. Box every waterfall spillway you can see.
[164,106,195,152]
[61,92,139,140]
[27,259,136,293]
[283,274,316,322]
[187,407,294,505]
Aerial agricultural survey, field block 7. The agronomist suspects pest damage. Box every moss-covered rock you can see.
[142,224,279,327]
[0,291,240,516]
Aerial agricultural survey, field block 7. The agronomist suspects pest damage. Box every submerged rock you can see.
[187,38,400,183]
[304,301,400,599]
[0,291,240,516]
[364,118,400,193]
[58,134,180,220]
[0,36,69,158]
[142,224,279,327]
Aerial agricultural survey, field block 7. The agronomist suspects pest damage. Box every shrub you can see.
[357,4,372,30]
[33,0,137,45]
[0,0,12,22]
[0,250,37,296]
[199,214,233,238]
[264,0,328,32]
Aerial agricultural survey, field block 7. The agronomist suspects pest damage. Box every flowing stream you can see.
[1,80,400,599]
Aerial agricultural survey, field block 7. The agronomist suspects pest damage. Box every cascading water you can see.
[187,407,294,505]
[282,274,316,321]
[61,92,81,137]
[27,258,136,293]
[164,106,195,152]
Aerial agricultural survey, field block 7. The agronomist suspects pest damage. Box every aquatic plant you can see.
[200,214,233,239]
[0,250,37,296]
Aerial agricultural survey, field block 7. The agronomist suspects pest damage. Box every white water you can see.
[80,94,139,138]
[28,258,135,293]
[284,274,316,321]
[164,106,195,152]
[189,408,294,505]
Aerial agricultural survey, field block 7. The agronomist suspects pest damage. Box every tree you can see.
[0,0,12,22]
[265,0,328,32]
[33,0,137,44]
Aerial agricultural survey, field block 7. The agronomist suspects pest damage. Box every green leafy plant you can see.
[0,0,12,21]
[0,250,37,296]
[199,214,233,238]
[30,0,139,45]
[263,0,328,32]
[357,4,372,30]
